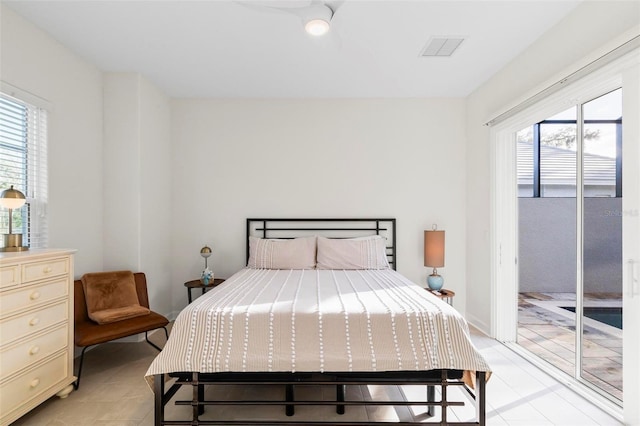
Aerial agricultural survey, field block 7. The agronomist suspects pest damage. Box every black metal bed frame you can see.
[246,218,397,270]
[153,218,487,425]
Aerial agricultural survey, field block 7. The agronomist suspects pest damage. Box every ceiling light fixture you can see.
[304,3,333,36]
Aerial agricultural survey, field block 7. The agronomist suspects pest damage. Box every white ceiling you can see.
[5,0,581,98]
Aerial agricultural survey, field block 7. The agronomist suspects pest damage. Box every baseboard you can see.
[465,313,491,337]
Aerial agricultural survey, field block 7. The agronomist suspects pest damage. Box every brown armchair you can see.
[73,272,169,389]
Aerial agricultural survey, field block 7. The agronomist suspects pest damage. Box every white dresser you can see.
[0,249,76,425]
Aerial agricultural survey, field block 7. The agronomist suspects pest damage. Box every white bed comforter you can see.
[146,268,490,385]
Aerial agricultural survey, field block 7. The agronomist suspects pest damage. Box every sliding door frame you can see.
[491,49,639,420]
[621,61,640,426]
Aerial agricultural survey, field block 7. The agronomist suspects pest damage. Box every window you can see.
[517,89,622,198]
[0,93,48,248]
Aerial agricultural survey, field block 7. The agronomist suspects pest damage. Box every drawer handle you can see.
[29,317,40,326]
[30,378,40,388]
[29,346,40,355]
[30,291,41,300]
[43,267,52,274]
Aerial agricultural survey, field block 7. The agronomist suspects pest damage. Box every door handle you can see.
[628,259,639,297]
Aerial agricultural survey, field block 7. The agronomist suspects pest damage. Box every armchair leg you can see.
[74,346,92,390]
[145,326,168,352]
[75,327,167,390]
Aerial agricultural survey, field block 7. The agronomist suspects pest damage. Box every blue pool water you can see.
[562,306,622,330]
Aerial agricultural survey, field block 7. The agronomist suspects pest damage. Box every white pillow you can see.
[316,235,390,270]
[247,236,317,269]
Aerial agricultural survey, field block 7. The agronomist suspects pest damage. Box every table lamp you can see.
[424,225,445,290]
[200,245,212,269]
[200,245,213,285]
[0,185,29,252]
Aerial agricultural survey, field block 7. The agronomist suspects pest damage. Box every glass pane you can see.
[517,127,533,197]
[517,193,577,376]
[581,89,623,401]
[518,109,577,379]
[583,89,621,198]
[540,107,577,197]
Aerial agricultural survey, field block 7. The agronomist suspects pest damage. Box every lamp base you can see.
[1,234,29,252]
[427,274,444,291]
[0,246,29,252]
[201,269,214,286]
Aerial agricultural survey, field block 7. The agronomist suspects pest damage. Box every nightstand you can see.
[184,278,225,303]
[426,288,455,306]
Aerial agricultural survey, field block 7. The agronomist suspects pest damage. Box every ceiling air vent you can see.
[420,37,465,57]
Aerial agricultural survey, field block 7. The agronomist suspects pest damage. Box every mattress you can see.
[145,268,490,385]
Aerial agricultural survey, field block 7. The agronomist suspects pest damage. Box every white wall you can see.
[103,74,140,270]
[139,76,172,315]
[170,99,468,314]
[6,0,636,327]
[465,1,640,333]
[103,73,172,315]
[0,5,104,277]
[0,2,471,322]
[0,5,172,314]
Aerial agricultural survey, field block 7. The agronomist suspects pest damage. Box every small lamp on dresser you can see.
[0,185,28,252]
[424,225,445,291]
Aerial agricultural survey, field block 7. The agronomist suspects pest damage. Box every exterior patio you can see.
[518,292,622,401]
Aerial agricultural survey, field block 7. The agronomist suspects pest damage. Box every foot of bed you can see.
[153,370,489,425]
[198,383,205,416]
[285,384,294,416]
[336,384,346,415]
[426,385,435,417]
[477,371,486,426]
[154,374,164,426]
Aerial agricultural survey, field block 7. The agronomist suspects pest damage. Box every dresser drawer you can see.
[0,301,68,346]
[0,325,67,379]
[0,278,68,318]
[0,351,68,416]
[0,264,20,290]
[22,257,69,284]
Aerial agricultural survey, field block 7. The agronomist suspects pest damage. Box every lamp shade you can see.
[0,185,26,209]
[200,245,212,258]
[424,229,445,268]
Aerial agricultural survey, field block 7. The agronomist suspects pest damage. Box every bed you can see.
[147,218,490,425]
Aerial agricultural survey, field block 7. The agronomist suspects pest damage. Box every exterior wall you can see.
[584,198,623,294]
[518,198,622,293]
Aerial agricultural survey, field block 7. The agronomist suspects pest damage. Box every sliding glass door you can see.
[516,105,580,383]
[494,49,639,424]
[516,88,624,401]
[579,90,623,399]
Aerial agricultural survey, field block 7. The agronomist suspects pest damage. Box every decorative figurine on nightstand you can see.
[424,224,445,291]
[200,245,214,285]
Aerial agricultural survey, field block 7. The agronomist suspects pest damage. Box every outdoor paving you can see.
[517,292,622,401]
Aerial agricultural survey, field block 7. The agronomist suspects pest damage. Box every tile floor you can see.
[11,326,622,425]
[518,292,623,401]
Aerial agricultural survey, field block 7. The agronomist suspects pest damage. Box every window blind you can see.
[0,93,48,249]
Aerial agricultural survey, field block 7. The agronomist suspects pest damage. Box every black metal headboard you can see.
[246,218,397,270]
